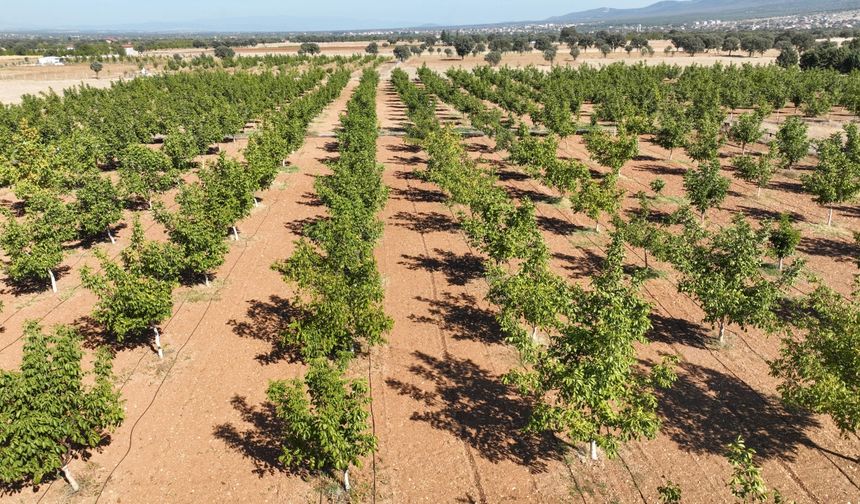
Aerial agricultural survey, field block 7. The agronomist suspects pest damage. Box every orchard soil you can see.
[0,58,856,503]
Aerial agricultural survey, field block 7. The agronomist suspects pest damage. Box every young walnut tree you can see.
[677,215,796,344]
[683,158,730,223]
[81,251,174,358]
[267,358,376,491]
[0,323,124,491]
[504,235,677,461]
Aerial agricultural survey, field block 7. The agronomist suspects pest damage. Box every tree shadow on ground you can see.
[74,315,160,354]
[639,163,686,176]
[465,142,494,154]
[227,295,303,365]
[504,186,558,205]
[213,395,293,477]
[388,185,446,204]
[537,215,586,236]
[769,179,806,195]
[736,205,804,224]
[298,191,324,207]
[284,216,323,236]
[647,312,711,349]
[797,235,859,262]
[2,265,71,296]
[552,249,604,277]
[410,292,501,344]
[496,169,530,182]
[385,350,565,472]
[386,142,421,153]
[657,361,819,461]
[391,210,458,233]
[399,248,485,286]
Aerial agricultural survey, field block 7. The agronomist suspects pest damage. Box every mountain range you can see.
[2,0,858,33]
[547,0,860,24]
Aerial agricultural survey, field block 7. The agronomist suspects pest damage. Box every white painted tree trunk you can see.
[343,468,350,492]
[61,464,80,492]
[668,148,673,161]
[153,327,163,359]
[595,221,601,233]
[204,274,210,287]
[107,227,116,244]
[148,198,153,210]
[253,197,259,208]
[48,269,57,293]
[531,326,538,343]
[232,226,239,241]
[590,441,598,461]
[718,321,726,345]
[756,186,762,197]
[827,206,834,226]
[779,257,784,272]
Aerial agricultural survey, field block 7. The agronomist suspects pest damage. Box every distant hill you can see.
[546,0,860,24]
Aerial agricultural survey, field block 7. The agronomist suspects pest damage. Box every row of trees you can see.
[394,67,678,462]
[425,64,860,448]
[409,63,860,491]
[0,62,362,492]
[268,69,389,492]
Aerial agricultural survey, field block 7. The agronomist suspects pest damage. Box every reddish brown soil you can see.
[427,86,860,502]
[1,60,858,504]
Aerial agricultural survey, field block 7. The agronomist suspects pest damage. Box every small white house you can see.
[37,56,64,66]
[123,44,139,56]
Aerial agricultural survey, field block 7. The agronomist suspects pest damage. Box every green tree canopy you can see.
[81,250,174,356]
[0,322,124,491]
[267,358,376,490]
[504,235,677,460]
[683,158,730,222]
[771,285,860,434]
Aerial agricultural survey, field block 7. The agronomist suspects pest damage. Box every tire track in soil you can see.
[28,75,364,504]
[376,76,589,503]
[421,84,853,501]
[460,131,858,503]
[432,79,859,500]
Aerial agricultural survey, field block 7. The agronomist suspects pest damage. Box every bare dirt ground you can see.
[0,55,858,503]
[421,81,860,502]
[0,62,141,104]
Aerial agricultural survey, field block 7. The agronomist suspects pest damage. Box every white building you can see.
[123,44,139,56]
[37,56,64,66]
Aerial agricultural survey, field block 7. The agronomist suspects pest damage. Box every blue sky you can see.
[2,0,654,30]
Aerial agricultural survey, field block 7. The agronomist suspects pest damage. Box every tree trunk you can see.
[252,197,259,208]
[644,249,649,269]
[590,440,598,461]
[741,143,746,155]
[718,320,726,345]
[153,326,164,359]
[701,210,706,224]
[148,198,153,210]
[668,148,673,161]
[107,227,116,244]
[778,257,784,272]
[595,221,601,233]
[61,464,80,493]
[231,226,239,241]
[343,467,351,492]
[531,326,538,343]
[827,206,833,226]
[756,185,762,197]
[48,269,57,293]
[204,274,210,287]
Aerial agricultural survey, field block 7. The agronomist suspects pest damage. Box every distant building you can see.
[123,44,139,56]
[37,56,64,66]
